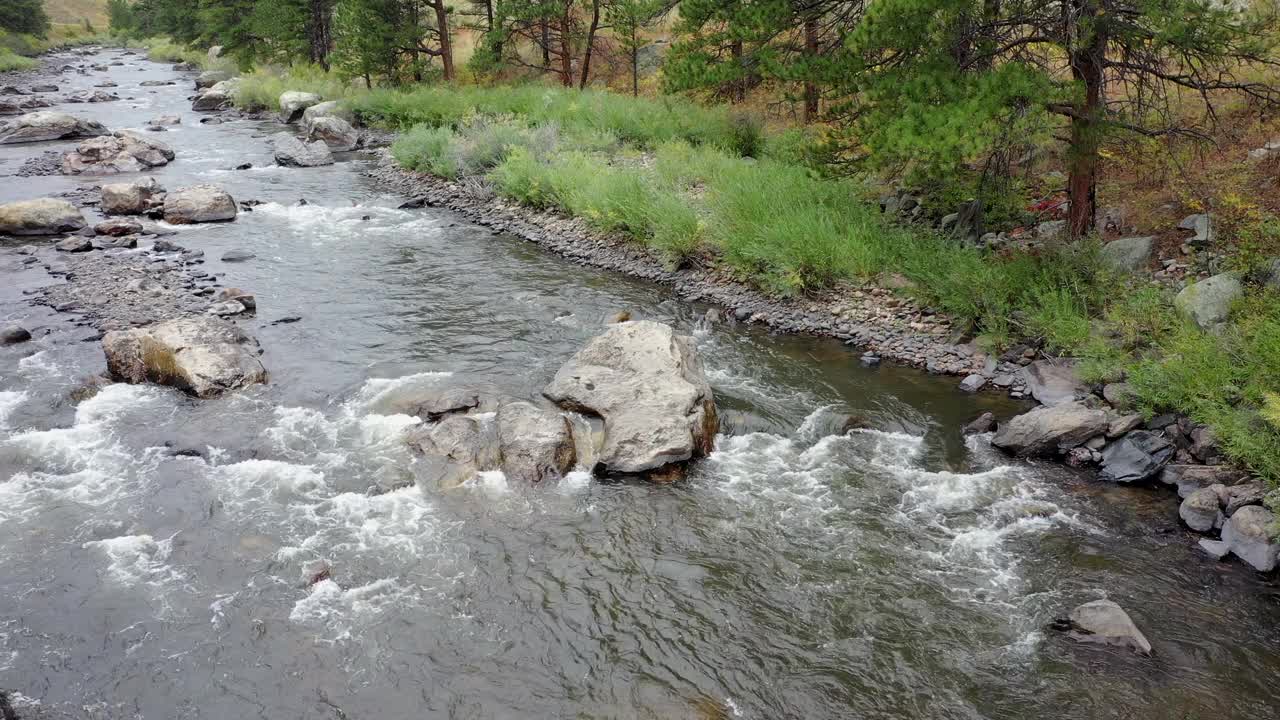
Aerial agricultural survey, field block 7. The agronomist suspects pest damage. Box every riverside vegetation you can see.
[44,0,1280,523]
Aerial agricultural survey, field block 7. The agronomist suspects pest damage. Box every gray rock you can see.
[1177,213,1215,247]
[1020,360,1087,406]
[1188,426,1220,463]
[0,198,86,235]
[56,236,93,252]
[962,412,996,435]
[958,373,987,392]
[94,218,142,236]
[496,401,577,484]
[101,317,267,398]
[148,114,181,126]
[191,79,237,111]
[406,414,500,490]
[63,90,118,103]
[1037,220,1067,239]
[1174,273,1242,331]
[1107,413,1143,438]
[278,91,322,124]
[301,99,354,127]
[1179,488,1222,532]
[1,324,31,344]
[163,184,238,224]
[0,110,108,144]
[194,70,231,90]
[62,131,174,174]
[305,115,358,151]
[1160,464,1249,498]
[990,401,1108,457]
[221,249,255,262]
[1100,236,1155,273]
[1098,430,1174,482]
[1221,505,1280,572]
[272,134,334,167]
[1223,482,1266,516]
[544,320,718,475]
[30,84,58,93]
[1066,599,1152,656]
[1198,538,1231,560]
[1102,382,1136,411]
[101,177,164,215]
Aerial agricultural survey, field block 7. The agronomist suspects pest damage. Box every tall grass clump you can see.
[0,48,37,71]
[350,85,763,156]
[391,125,459,178]
[232,65,355,111]
[141,38,204,66]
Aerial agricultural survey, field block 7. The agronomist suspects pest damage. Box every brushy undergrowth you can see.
[351,85,764,157]
[232,64,356,111]
[0,48,37,71]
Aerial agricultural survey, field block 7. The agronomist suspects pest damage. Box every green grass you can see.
[0,48,37,71]
[231,64,356,111]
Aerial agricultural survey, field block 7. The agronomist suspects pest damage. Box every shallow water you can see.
[1,49,1278,719]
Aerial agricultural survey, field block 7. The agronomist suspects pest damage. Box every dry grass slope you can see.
[43,0,108,28]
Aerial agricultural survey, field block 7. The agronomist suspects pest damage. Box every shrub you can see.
[391,125,459,178]
[0,47,36,71]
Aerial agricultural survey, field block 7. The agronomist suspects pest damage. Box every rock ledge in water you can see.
[1065,599,1152,656]
[101,317,267,398]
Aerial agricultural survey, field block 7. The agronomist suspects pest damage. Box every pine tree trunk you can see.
[803,17,818,123]
[559,12,573,87]
[578,0,600,89]
[631,42,638,97]
[433,0,454,81]
[731,39,744,103]
[308,0,332,70]
[541,19,551,72]
[1067,0,1105,239]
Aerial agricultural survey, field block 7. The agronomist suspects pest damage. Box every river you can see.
[1,47,1278,719]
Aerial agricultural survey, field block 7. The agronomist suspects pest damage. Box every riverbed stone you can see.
[1100,236,1155,273]
[1102,382,1135,411]
[962,412,996,435]
[61,131,175,174]
[0,110,108,145]
[1066,599,1152,656]
[279,91,322,124]
[301,99,355,127]
[1179,488,1222,532]
[101,177,164,215]
[163,184,237,224]
[990,401,1107,457]
[1221,505,1280,572]
[101,317,267,398]
[194,70,231,90]
[1175,273,1242,331]
[272,133,333,167]
[1223,482,1266,516]
[148,114,181,127]
[1198,538,1231,560]
[406,414,501,490]
[94,218,143,236]
[55,236,93,252]
[958,373,987,392]
[0,198,87,235]
[305,115,358,151]
[1159,464,1249,498]
[543,320,718,475]
[1098,430,1174,483]
[1106,413,1143,438]
[192,79,237,111]
[496,401,577,484]
[1019,360,1087,406]
[1,324,32,344]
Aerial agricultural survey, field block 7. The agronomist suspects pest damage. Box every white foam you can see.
[82,533,179,587]
[288,577,415,641]
[0,390,26,429]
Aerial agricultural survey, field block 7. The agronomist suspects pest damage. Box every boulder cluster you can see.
[982,360,1277,573]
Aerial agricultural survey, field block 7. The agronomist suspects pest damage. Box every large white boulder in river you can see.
[61,131,174,174]
[0,110,108,144]
[301,99,355,127]
[272,133,333,167]
[543,320,718,475]
[102,317,267,398]
[192,79,237,112]
[0,198,87,235]
[101,177,164,215]
[305,115,358,152]
[279,91,322,123]
[990,401,1108,457]
[163,184,237,224]
[496,401,577,484]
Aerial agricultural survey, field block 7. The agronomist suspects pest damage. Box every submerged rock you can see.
[0,110,108,144]
[1065,599,1152,656]
[496,401,577,484]
[272,133,334,167]
[406,414,500,490]
[1221,506,1280,572]
[543,320,718,475]
[101,317,267,398]
[61,131,174,174]
[163,184,237,224]
[1,324,32,344]
[990,401,1107,457]
[1098,430,1174,483]
[962,412,996,435]
[0,198,87,235]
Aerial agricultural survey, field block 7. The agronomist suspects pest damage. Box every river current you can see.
[1,48,1278,719]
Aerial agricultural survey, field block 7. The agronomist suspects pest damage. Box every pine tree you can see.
[0,0,51,37]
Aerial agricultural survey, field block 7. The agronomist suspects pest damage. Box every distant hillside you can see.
[44,0,108,28]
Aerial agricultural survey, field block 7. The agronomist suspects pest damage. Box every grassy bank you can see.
[0,48,37,71]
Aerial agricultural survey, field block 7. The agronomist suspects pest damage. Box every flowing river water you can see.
[1,48,1278,720]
